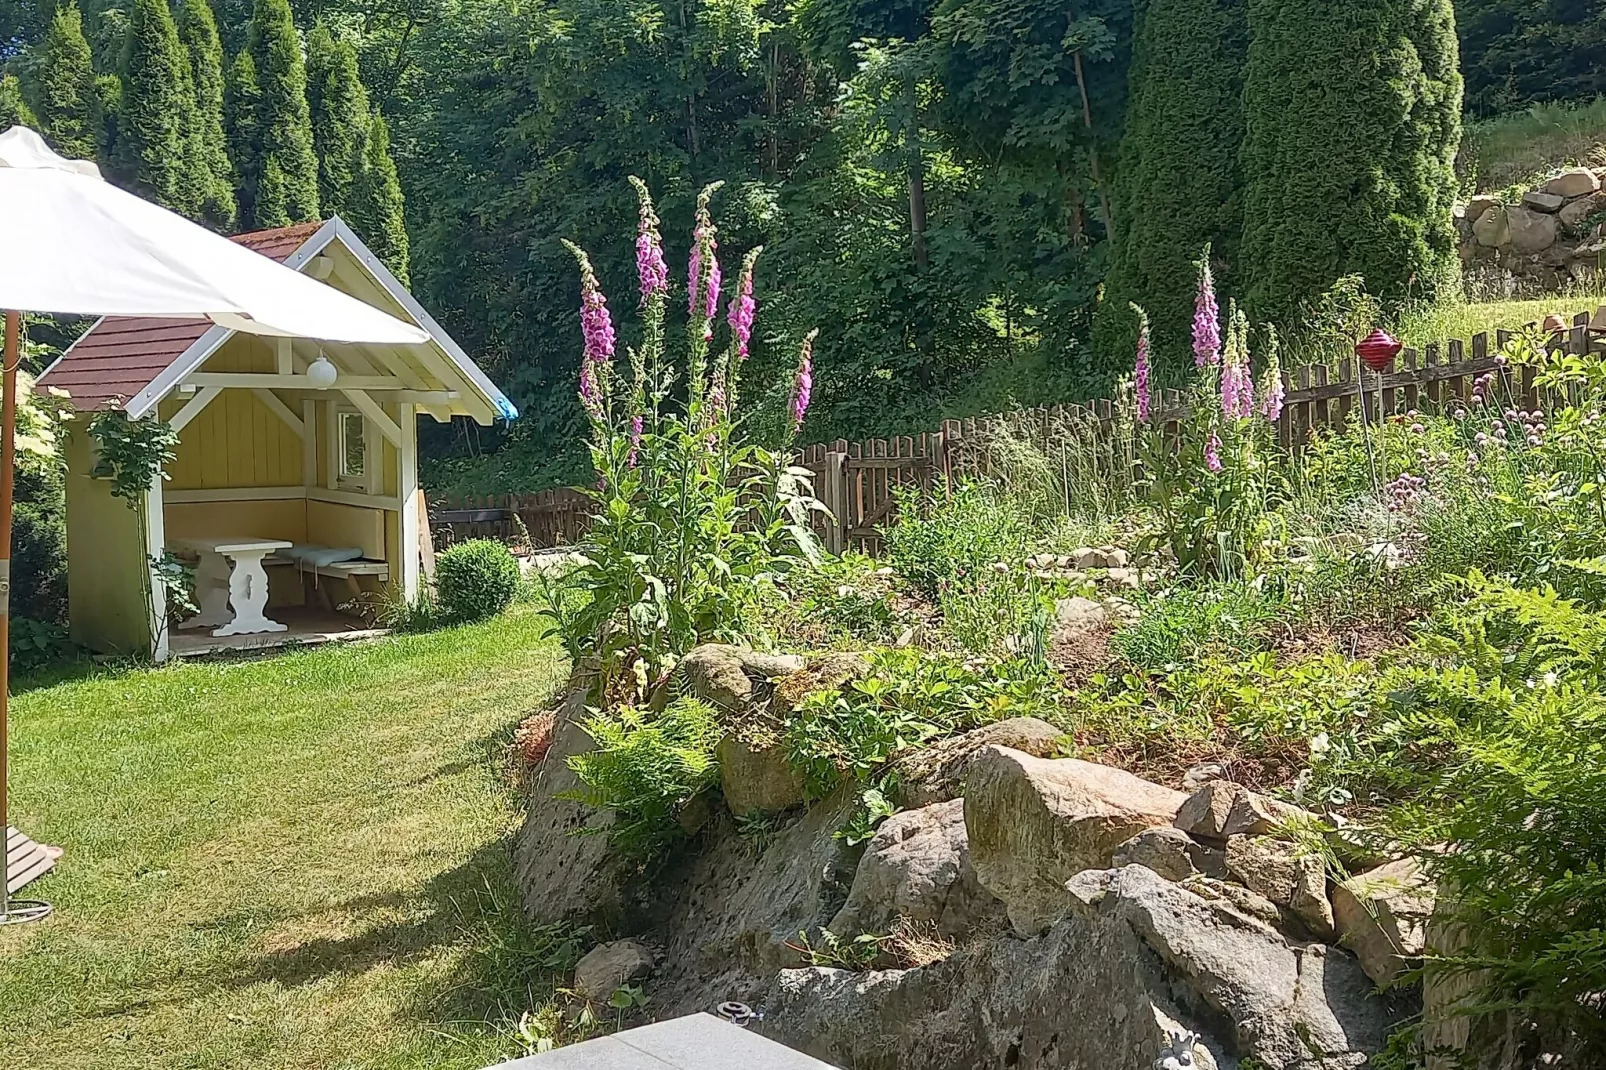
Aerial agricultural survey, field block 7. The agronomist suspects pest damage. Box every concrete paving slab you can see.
[486,1014,840,1070]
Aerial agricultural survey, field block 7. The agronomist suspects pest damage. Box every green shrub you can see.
[1098,0,1247,376]
[562,698,723,863]
[884,482,1032,603]
[784,648,1059,797]
[1114,581,1289,672]
[786,553,899,644]
[1239,0,1462,320]
[1330,579,1606,1053]
[434,539,520,622]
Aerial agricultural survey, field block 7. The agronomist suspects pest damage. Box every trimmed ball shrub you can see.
[434,539,520,623]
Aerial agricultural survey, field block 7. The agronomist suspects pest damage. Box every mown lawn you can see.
[0,608,569,1070]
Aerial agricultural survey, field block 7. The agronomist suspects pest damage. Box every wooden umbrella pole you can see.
[0,308,46,925]
[0,310,17,917]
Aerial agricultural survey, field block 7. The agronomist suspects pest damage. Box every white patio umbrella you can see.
[0,125,429,925]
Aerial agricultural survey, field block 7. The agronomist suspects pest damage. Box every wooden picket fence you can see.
[435,310,1606,555]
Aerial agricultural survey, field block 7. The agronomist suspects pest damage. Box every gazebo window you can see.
[338,410,367,484]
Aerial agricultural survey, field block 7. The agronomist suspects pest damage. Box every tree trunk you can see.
[906,76,928,270]
[1073,49,1114,241]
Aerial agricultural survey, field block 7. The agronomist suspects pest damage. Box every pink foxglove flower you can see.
[1259,324,1285,423]
[626,413,643,468]
[1193,249,1221,369]
[562,239,615,422]
[1131,303,1152,422]
[1221,305,1253,420]
[791,329,818,434]
[727,247,762,360]
[1205,428,1223,473]
[688,181,724,319]
[629,176,668,303]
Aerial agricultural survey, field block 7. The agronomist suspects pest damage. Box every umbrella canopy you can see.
[0,126,427,344]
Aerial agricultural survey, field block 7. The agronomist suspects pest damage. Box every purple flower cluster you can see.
[1259,325,1285,423]
[562,239,615,422]
[1131,304,1152,422]
[792,329,818,434]
[1220,307,1253,420]
[688,183,724,335]
[629,176,668,303]
[627,413,644,469]
[728,247,762,360]
[1469,371,1497,407]
[1385,472,1426,513]
[1205,428,1223,473]
[1193,253,1221,369]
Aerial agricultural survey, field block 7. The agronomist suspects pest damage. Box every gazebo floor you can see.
[168,606,387,658]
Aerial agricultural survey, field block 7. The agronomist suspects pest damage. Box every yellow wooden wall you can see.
[63,422,155,655]
[161,336,304,491]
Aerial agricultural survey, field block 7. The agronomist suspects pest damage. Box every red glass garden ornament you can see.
[1355,328,1403,373]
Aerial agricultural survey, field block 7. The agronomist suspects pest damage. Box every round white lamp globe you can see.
[306,355,339,389]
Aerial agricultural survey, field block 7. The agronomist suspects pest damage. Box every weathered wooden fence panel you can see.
[448,310,1606,553]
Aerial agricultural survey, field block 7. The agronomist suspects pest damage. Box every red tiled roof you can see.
[39,220,326,410]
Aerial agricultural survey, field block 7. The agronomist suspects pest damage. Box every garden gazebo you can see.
[38,218,517,660]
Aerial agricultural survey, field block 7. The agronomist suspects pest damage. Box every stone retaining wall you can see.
[1457,167,1606,292]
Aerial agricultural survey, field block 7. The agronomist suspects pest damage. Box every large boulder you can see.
[965,747,1187,935]
[1111,826,1202,882]
[649,783,862,1017]
[762,865,1396,1070]
[827,798,1004,940]
[1521,190,1565,214]
[771,651,870,715]
[1506,206,1560,254]
[573,939,656,1002]
[1473,204,1510,247]
[1332,857,1434,988]
[716,731,806,816]
[1225,835,1335,939]
[1465,194,1500,225]
[891,717,1064,809]
[1174,781,1307,842]
[513,689,630,925]
[680,644,806,710]
[1559,191,1606,230]
[1542,167,1602,199]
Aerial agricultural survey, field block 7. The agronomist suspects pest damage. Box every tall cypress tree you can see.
[224,49,261,226]
[306,21,367,220]
[29,3,99,161]
[178,0,237,230]
[1239,0,1463,321]
[356,113,409,283]
[1096,0,1246,375]
[115,0,200,215]
[0,74,39,130]
[244,0,319,228]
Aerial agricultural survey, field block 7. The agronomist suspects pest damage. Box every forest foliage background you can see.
[0,0,1602,491]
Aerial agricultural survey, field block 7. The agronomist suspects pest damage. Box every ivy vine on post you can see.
[86,411,179,504]
[87,411,189,646]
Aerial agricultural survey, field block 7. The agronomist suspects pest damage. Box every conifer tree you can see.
[244,0,319,228]
[1239,0,1463,320]
[178,0,236,229]
[356,113,409,283]
[306,21,367,220]
[0,73,39,131]
[224,49,261,226]
[1096,0,1246,375]
[115,0,200,215]
[30,3,98,161]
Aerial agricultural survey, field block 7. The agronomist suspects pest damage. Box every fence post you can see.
[821,451,849,555]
